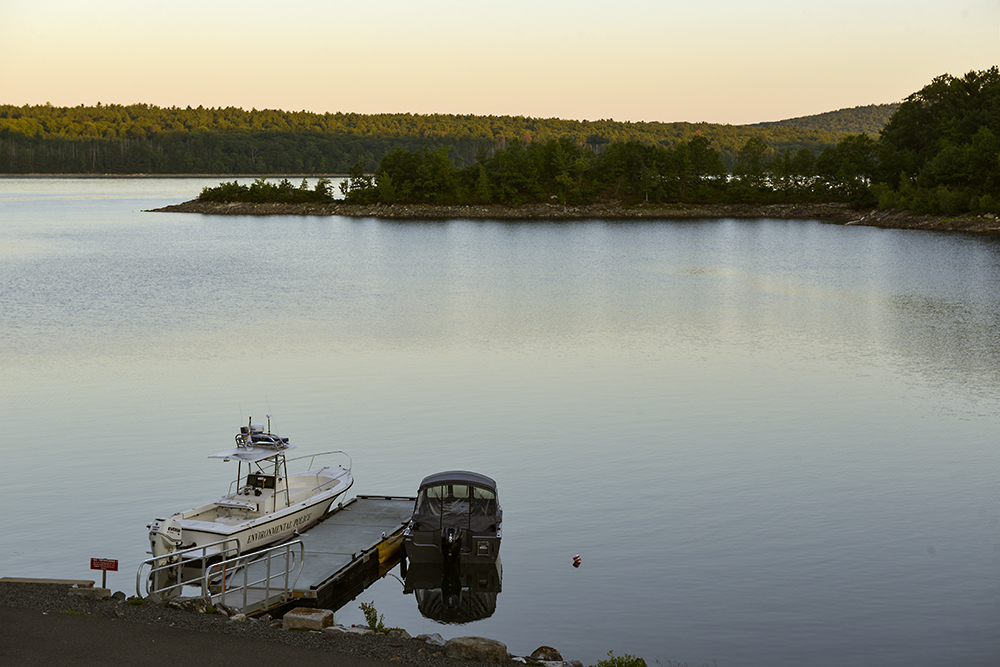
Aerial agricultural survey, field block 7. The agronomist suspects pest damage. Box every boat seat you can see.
[213,515,244,525]
[216,499,257,512]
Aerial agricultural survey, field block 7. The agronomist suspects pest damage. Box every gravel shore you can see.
[0,581,518,667]
[147,199,1000,232]
[148,200,855,222]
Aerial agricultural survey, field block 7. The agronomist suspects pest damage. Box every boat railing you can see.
[203,540,305,615]
[286,450,353,495]
[224,450,352,499]
[136,538,241,600]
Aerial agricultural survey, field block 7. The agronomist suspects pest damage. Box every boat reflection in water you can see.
[403,559,502,624]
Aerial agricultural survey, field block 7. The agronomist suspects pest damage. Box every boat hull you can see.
[175,482,352,556]
[404,527,501,565]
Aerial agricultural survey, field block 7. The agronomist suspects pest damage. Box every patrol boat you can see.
[148,416,353,561]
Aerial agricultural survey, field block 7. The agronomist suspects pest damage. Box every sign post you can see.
[90,558,118,588]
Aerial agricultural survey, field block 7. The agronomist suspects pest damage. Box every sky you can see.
[1,0,998,125]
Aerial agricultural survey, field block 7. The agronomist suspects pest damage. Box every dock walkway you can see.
[214,495,414,615]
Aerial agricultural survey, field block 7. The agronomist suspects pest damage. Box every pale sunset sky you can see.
[1,0,997,125]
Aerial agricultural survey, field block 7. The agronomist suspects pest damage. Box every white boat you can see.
[148,417,353,561]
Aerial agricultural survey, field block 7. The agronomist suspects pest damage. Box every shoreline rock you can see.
[841,208,1000,232]
[148,200,855,221]
[146,200,1000,232]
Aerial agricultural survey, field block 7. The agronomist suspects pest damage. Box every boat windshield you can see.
[415,483,499,531]
[247,473,276,489]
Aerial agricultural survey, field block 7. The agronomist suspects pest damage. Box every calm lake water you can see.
[1,178,998,666]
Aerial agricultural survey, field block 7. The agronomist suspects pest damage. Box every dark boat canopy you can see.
[411,470,501,536]
[418,471,497,493]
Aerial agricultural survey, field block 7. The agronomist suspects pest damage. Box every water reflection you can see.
[403,560,502,624]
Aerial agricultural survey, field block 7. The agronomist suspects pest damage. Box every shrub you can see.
[597,651,647,667]
[199,177,336,204]
[359,601,389,633]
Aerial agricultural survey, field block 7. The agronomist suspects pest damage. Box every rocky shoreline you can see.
[147,199,1000,232]
[0,581,579,667]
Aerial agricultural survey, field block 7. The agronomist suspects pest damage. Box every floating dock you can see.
[214,495,415,615]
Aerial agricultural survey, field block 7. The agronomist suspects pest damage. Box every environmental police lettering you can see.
[245,512,312,545]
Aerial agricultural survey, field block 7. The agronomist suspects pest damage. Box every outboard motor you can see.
[148,517,183,600]
[149,517,183,558]
[443,525,461,564]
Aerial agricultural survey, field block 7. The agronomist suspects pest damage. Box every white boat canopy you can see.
[208,445,296,463]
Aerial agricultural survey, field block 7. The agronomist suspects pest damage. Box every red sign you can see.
[90,558,118,571]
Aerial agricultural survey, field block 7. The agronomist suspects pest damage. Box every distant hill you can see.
[750,104,899,135]
[0,103,899,174]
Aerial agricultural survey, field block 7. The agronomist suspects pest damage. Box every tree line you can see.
[318,68,1000,216]
[871,68,1000,215]
[0,103,896,175]
[326,133,878,207]
[198,177,335,204]
[0,130,480,175]
[13,69,997,218]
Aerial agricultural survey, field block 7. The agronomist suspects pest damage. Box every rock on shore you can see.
[149,199,857,220]
[150,199,858,221]
[146,199,1000,232]
[842,208,1000,232]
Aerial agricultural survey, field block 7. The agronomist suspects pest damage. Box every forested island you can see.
[8,68,1000,224]
[187,68,1000,223]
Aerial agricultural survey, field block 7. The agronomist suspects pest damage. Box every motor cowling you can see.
[147,517,184,601]
[149,517,183,558]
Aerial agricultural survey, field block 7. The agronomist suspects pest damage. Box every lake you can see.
[1,177,998,666]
